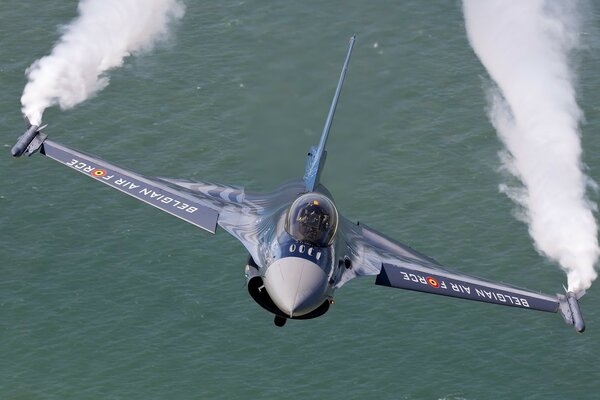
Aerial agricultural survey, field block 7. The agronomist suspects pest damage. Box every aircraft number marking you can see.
[288,243,322,261]
[398,271,530,308]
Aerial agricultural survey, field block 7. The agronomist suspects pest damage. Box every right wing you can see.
[41,140,222,233]
[16,131,304,266]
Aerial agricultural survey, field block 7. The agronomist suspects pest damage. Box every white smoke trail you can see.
[462,0,599,294]
[21,0,185,125]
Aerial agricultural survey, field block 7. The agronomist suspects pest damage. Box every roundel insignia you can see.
[426,276,440,288]
[92,169,107,177]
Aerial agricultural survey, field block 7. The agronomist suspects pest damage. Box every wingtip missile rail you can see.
[11,117,47,157]
[558,291,586,333]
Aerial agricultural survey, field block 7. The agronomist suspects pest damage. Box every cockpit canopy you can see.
[285,193,339,247]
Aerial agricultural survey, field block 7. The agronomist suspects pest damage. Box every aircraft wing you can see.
[340,218,585,332]
[20,134,303,265]
[41,139,223,233]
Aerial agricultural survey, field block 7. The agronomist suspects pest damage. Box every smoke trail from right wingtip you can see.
[463,0,599,294]
[20,0,185,126]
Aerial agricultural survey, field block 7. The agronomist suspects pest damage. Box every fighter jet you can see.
[11,36,585,332]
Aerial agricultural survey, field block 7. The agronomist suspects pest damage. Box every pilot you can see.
[286,194,338,247]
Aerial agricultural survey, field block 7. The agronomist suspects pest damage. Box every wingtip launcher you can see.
[558,291,586,333]
[11,117,47,157]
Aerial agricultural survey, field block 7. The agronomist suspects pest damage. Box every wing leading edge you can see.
[342,220,586,332]
[41,139,220,233]
[12,126,307,270]
[375,263,558,312]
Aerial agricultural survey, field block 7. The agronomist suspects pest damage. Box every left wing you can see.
[340,218,585,332]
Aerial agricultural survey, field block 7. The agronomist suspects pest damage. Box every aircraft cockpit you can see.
[285,193,339,247]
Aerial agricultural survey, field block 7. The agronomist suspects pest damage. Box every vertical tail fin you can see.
[304,35,356,192]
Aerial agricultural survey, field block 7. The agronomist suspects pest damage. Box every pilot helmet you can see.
[285,193,338,247]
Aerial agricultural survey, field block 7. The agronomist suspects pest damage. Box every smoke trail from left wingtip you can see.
[463,0,599,294]
[20,0,185,126]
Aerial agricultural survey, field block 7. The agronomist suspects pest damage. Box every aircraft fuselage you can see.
[245,191,346,325]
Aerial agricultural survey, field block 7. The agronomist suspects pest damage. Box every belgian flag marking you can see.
[426,276,440,288]
[92,169,106,177]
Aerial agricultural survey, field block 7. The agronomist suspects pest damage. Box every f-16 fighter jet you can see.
[11,36,585,331]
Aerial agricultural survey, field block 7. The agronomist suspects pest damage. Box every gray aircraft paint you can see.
[11,37,585,332]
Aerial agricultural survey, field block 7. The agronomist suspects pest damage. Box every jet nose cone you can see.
[263,257,328,317]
